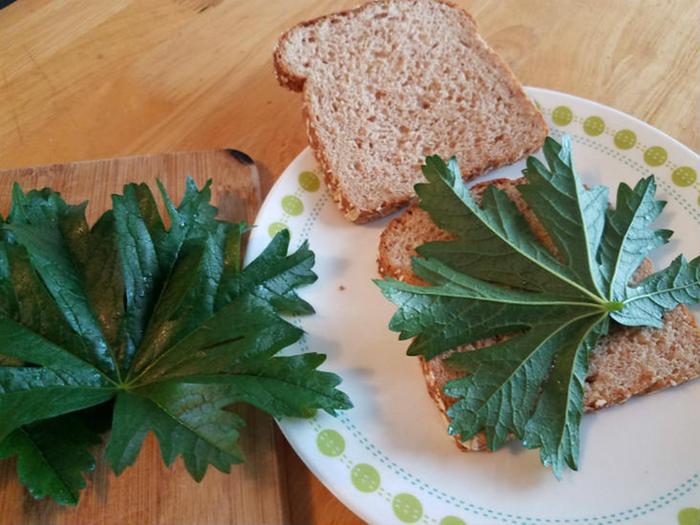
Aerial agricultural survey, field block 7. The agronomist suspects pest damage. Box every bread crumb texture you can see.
[275,0,547,222]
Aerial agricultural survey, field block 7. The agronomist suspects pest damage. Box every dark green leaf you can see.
[106,387,245,481]
[224,352,353,417]
[130,232,227,375]
[112,184,165,370]
[216,229,317,315]
[82,212,127,362]
[0,177,350,505]
[132,295,303,384]
[0,415,100,505]
[0,217,17,318]
[0,366,113,441]
[7,187,119,379]
[154,178,219,270]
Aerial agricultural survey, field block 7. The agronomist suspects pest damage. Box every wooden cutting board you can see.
[0,149,290,525]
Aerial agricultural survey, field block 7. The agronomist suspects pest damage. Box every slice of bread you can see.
[378,178,700,451]
[274,0,547,223]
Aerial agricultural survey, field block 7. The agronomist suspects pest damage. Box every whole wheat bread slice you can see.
[274,0,547,223]
[378,178,700,451]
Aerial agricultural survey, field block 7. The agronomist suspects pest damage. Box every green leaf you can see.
[216,229,317,315]
[377,258,595,360]
[0,415,101,505]
[615,255,700,327]
[82,212,128,362]
[0,318,115,441]
[0,366,113,441]
[416,156,583,297]
[7,187,119,379]
[133,295,304,383]
[154,178,219,270]
[1,242,87,361]
[444,315,602,452]
[377,135,700,476]
[0,178,350,504]
[112,184,166,371]
[599,176,671,300]
[223,352,353,417]
[106,387,245,481]
[129,232,228,375]
[0,217,17,319]
[519,136,608,296]
[521,316,607,477]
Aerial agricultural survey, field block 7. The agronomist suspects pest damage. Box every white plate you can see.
[245,88,700,525]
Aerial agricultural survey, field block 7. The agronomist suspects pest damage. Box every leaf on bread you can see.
[377,135,700,476]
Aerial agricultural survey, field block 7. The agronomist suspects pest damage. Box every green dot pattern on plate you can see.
[614,129,637,149]
[267,222,287,238]
[551,105,573,126]
[392,493,423,523]
[678,507,700,525]
[583,116,605,136]
[672,166,697,187]
[282,195,303,216]
[351,463,380,493]
[299,171,320,192]
[316,429,345,457]
[440,516,467,525]
[643,146,668,166]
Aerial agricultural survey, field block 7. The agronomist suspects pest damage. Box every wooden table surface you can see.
[0,0,697,523]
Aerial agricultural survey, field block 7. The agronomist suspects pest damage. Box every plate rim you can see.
[245,86,700,525]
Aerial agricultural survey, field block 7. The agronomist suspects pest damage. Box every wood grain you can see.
[0,150,292,525]
[0,0,697,523]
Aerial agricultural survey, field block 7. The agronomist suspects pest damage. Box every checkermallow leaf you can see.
[377,136,700,477]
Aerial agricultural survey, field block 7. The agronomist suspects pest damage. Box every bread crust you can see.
[273,0,471,93]
[274,0,548,223]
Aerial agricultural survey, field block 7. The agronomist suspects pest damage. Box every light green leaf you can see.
[377,259,596,360]
[416,155,584,297]
[519,136,608,296]
[599,176,671,300]
[522,316,607,477]
[615,255,700,327]
[377,135,699,476]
